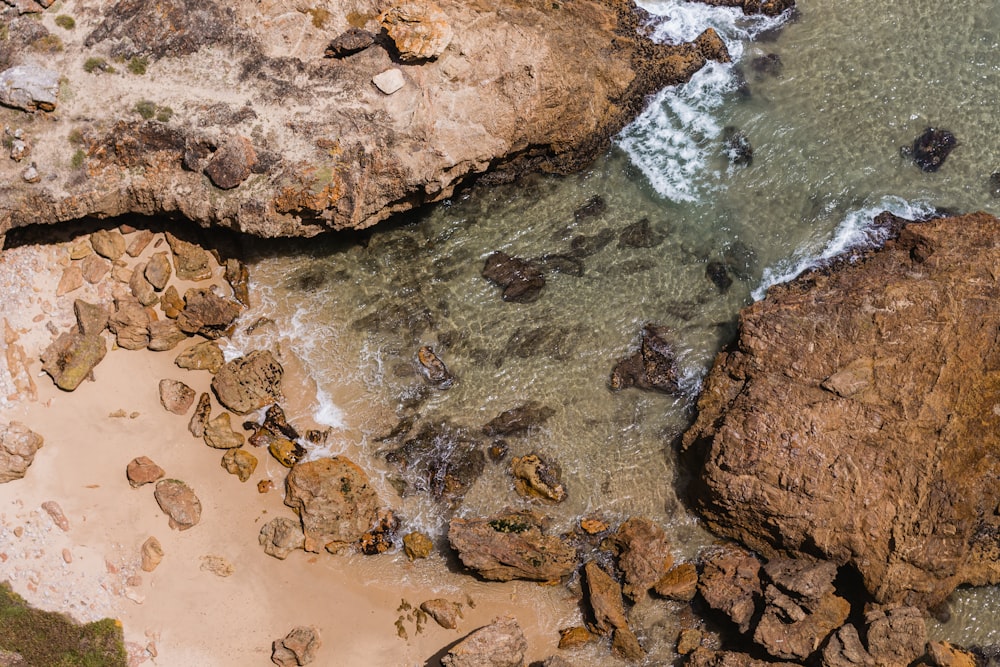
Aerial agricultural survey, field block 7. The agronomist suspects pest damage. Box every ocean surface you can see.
[234,0,1000,656]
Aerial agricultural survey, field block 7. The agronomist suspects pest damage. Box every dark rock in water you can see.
[989,171,1000,198]
[906,127,957,172]
[536,253,585,277]
[325,27,375,58]
[609,324,680,394]
[569,228,616,258]
[482,251,545,303]
[352,302,434,338]
[383,420,485,505]
[482,401,556,437]
[359,510,399,555]
[618,218,664,249]
[574,194,607,221]
[731,66,752,99]
[706,260,733,292]
[263,404,300,440]
[723,240,758,281]
[723,126,753,166]
[448,509,577,582]
[501,326,575,364]
[417,345,454,388]
[488,440,509,462]
[750,53,783,78]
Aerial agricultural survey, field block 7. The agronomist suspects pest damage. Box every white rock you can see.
[21,164,40,183]
[0,65,60,112]
[373,68,405,95]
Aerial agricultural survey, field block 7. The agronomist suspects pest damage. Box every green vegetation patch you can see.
[70,148,85,169]
[127,56,148,75]
[0,582,127,666]
[31,34,63,53]
[54,14,75,29]
[83,57,116,74]
[488,518,531,534]
[133,99,173,122]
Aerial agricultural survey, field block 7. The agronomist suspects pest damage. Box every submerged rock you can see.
[723,126,753,166]
[417,345,454,388]
[683,212,1000,607]
[905,127,957,172]
[510,454,566,503]
[383,420,485,505]
[609,324,680,393]
[482,251,546,303]
[482,401,555,437]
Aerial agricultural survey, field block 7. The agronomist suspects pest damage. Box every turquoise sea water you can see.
[235,0,1000,655]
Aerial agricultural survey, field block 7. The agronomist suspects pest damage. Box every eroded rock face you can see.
[284,456,380,553]
[683,213,1000,608]
[211,350,283,414]
[0,0,733,240]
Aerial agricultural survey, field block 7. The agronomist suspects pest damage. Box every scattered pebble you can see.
[62,548,72,563]
[41,501,69,531]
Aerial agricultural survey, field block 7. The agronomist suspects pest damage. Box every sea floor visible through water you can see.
[236,0,1000,655]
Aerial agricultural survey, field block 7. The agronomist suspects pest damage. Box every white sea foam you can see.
[312,386,346,429]
[752,196,938,301]
[617,0,791,202]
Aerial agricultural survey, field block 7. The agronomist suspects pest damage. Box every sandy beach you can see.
[0,227,586,666]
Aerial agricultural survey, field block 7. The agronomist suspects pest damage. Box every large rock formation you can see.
[682,212,1000,608]
[0,0,731,238]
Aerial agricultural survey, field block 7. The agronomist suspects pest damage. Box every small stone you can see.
[188,392,211,438]
[268,437,305,468]
[10,138,29,162]
[221,448,257,482]
[325,27,375,58]
[56,266,83,296]
[140,536,164,572]
[74,299,109,336]
[111,261,132,283]
[558,626,594,649]
[91,229,127,260]
[62,548,72,563]
[165,233,214,281]
[676,628,702,655]
[420,599,462,629]
[144,252,172,290]
[13,526,23,538]
[159,379,196,415]
[21,164,40,183]
[129,263,159,306]
[373,68,405,95]
[257,479,275,493]
[403,531,433,560]
[174,340,224,373]
[147,320,187,351]
[581,518,609,535]
[69,238,94,260]
[259,516,305,560]
[127,456,165,488]
[199,554,234,577]
[654,562,698,601]
[126,230,155,257]
[204,136,256,190]
[161,285,184,318]
[81,254,112,284]
[42,500,69,531]
[204,411,246,449]
[154,479,202,530]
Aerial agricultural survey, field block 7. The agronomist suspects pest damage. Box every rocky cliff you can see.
[0,0,731,238]
[682,212,1000,609]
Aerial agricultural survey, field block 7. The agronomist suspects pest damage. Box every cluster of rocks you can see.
[0,421,43,483]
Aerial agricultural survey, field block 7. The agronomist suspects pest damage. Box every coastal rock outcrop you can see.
[448,509,577,582]
[682,212,1000,608]
[0,0,733,239]
[441,616,527,667]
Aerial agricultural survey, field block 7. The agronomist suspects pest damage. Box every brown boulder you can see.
[221,447,257,481]
[154,478,201,530]
[204,136,256,190]
[441,616,526,667]
[821,606,926,667]
[174,340,224,373]
[188,392,211,437]
[583,560,628,635]
[421,599,462,629]
[73,299,109,336]
[448,509,577,582]
[80,254,112,284]
[56,265,83,296]
[259,516,305,560]
[271,626,321,667]
[145,251,172,290]
[654,562,698,601]
[176,287,242,339]
[126,456,165,487]
[90,229,126,260]
[698,545,762,634]
[686,648,799,667]
[129,262,159,306]
[140,536,164,572]
[203,411,245,449]
[612,516,674,601]
[148,319,187,351]
[0,422,43,484]
[40,331,107,391]
[165,233,213,281]
[403,531,433,560]
[158,379,195,414]
[284,456,380,553]
[211,350,283,414]
[682,212,1000,607]
[380,2,453,63]
[108,295,150,350]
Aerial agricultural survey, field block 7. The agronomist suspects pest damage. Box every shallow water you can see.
[235,0,1000,653]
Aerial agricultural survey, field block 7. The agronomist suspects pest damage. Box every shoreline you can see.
[0,226,590,665]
